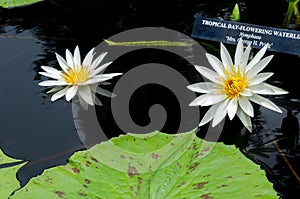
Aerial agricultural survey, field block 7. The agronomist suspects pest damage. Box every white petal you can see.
[248,72,273,86]
[90,62,113,76]
[39,80,67,86]
[247,55,273,79]
[41,66,61,76]
[83,73,122,85]
[238,96,254,117]
[194,65,222,84]
[249,94,282,113]
[66,85,78,101]
[82,47,95,66]
[234,39,244,68]
[199,106,215,126]
[46,86,63,94]
[91,52,108,70]
[249,84,274,95]
[73,46,81,67]
[78,86,94,105]
[89,84,98,93]
[66,49,75,69]
[93,96,103,106]
[220,42,233,68]
[206,53,225,77]
[96,87,116,97]
[236,108,252,132]
[264,83,289,95]
[55,53,68,72]
[227,99,238,120]
[240,88,253,97]
[99,82,111,85]
[246,43,269,72]
[189,93,226,106]
[187,82,215,93]
[212,100,228,127]
[51,87,68,101]
[39,72,61,80]
[240,44,251,72]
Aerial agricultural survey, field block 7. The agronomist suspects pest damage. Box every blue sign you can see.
[192,16,300,56]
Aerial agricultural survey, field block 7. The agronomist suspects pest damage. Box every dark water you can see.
[0,0,300,198]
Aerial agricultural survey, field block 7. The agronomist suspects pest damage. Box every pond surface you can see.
[0,0,300,198]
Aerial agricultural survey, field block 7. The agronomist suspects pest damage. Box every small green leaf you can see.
[231,3,241,21]
[12,131,277,198]
[0,149,26,198]
[0,0,43,8]
[103,39,196,47]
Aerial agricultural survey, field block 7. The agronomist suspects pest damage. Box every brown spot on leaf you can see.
[91,157,99,163]
[244,172,251,175]
[226,176,232,178]
[176,181,186,188]
[135,177,143,197]
[130,186,134,192]
[151,153,160,160]
[201,193,213,199]
[127,163,139,177]
[85,179,91,184]
[53,190,65,198]
[197,147,210,157]
[72,168,80,174]
[129,156,134,160]
[217,184,228,188]
[86,161,91,167]
[78,192,87,196]
[137,161,143,166]
[203,174,211,178]
[44,176,53,183]
[187,162,200,172]
[120,155,126,159]
[83,184,88,188]
[192,182,208,190]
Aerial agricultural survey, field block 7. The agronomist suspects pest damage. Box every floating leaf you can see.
[0,148,26,198]
[0,0,43,8]
[12,131,278,198]
[231,3,241,21]
[103,39,196,47]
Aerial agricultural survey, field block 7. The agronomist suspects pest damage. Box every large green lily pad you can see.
[0,0,43,8]
[0,149,26,199]
[12,131,278,198]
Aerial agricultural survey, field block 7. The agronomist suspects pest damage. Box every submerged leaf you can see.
[12,131,277,198]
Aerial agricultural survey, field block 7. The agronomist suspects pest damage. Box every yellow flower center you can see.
[222,65,248,99]
[62,65,90,85]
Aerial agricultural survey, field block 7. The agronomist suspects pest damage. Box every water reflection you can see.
[277,108,299,154]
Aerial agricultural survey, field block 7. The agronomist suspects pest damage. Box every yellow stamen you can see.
[222,65,248,99]
[62,65,90,85]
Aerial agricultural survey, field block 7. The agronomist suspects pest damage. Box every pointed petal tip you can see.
[246,126,252,132]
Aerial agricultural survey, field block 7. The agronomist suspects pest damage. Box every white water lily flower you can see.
[187,39,288,132]
[39,46,122,110]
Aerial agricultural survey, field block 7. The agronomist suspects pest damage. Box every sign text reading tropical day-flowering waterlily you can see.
[192,16,300,56]
[202,19,300,40]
